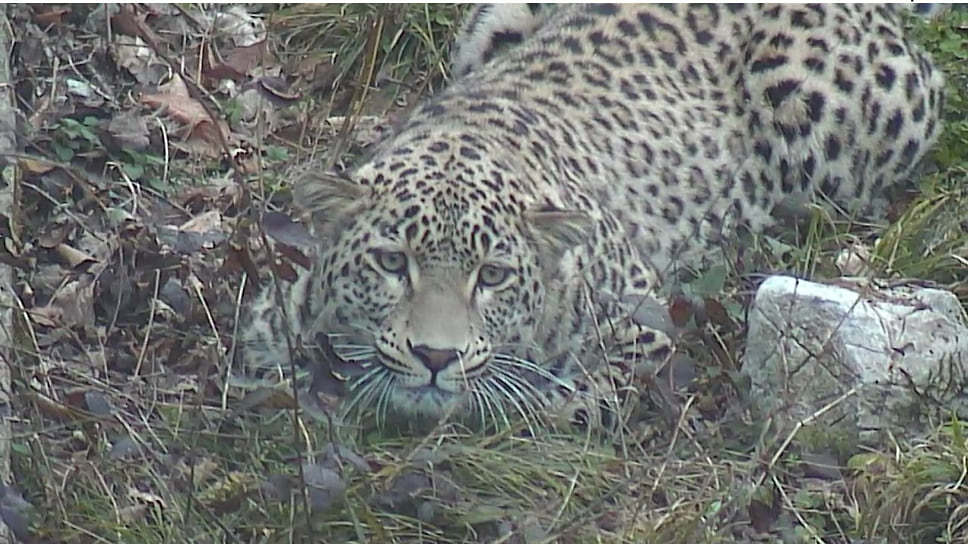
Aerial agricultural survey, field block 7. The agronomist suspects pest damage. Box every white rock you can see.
[743,275,968,447]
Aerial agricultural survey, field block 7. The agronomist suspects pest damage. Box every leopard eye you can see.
[374,250,408,275]
[477,264,513,288]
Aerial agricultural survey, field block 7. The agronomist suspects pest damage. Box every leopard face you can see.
[296,138,590,423]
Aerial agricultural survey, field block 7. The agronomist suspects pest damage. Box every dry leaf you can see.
[30,277,96,329]
[668,295,694,328]
[302,461,346,512]
[141,75,209,133]
[112,34,167,86]
[54,243,97,268]
[33,6,71,26]
[259,76,301,103]
[702,297,733,328]
[178,209,223,234]
[19,157,56,175]
[108,110,151,151]
[141,75,232,156]
[37,222,75,249]
[262,212,314,248]
[28,391,89,422]
[204,40,269,82]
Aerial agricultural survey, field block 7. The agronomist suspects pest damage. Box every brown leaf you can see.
[37,222,75,249]
[141,75,230,155]
[204,40,269,82]
[269,254,299,282]
[259,76,301,103]
[32,6,71,26]
[110,4,164,47]
[110,6,145,38]
[667,295,694,328]
[28,391,88,423]
[30,277,96,330]
[54,243,97,269]
[141,75,209,130]
[262,212,314,248]
[19,157,56,175]
[702,297,733,329]
[178,210,223,235]
[747,498,777,533]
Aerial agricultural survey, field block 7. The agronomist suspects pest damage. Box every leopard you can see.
[236,4,945,434]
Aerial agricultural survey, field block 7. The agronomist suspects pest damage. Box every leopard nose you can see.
[408,342,460,372]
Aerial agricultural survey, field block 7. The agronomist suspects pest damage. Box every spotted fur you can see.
[239,4,945,433]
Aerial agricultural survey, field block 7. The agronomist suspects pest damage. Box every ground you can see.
[3,4,967,543]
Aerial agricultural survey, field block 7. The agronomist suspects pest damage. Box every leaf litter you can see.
[1,3,481,542]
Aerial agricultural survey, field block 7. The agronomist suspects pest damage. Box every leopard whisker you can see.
[468,387,490,430]
[482,372,538,434]
[341,366,387,420]
[374,373,396,428]
[491,353,572,390]
[329,344,376,363]
[487,365,539,411]
[474,380,509,431]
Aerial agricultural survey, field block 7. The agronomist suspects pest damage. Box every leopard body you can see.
[239,4,945,432]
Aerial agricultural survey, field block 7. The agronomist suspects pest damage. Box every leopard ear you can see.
[293,171,368,226]
[524,208,591,260]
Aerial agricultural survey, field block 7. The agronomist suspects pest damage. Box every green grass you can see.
[11,5,968,544]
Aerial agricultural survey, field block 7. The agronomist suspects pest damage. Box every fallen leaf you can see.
[262,212,314,248]
[37,222,75,249]
[302,461,346,512]
[702,297,733,328]
[141,75,209,132]
[112,34,167,86]
[30,277,96,330]
[108,110,151,151]
[258,76,301,103]
[110,6,145,38]
[204,40,269,82]
[19,157,56,175]
[109,435,142,460]
[84,390,116,418]
[141,75,231,155]
[178,209,222,234]
[668,295,694,328]
[54,243,97,269]
[32,6,71,26]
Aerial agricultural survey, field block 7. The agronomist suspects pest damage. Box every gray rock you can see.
[743,275,968,449]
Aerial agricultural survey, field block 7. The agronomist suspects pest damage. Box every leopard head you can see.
[294,136,589,426]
